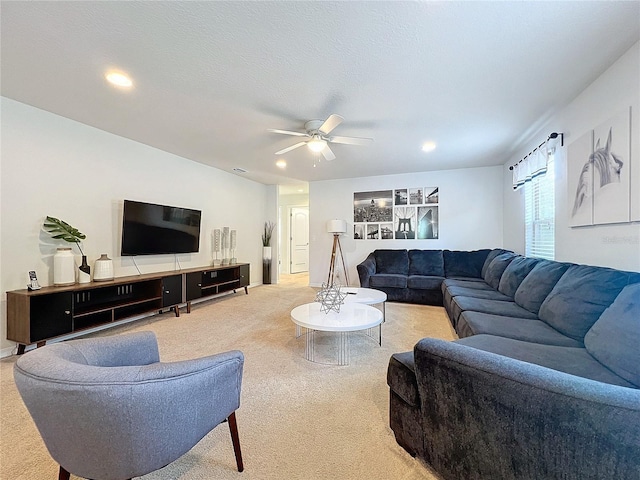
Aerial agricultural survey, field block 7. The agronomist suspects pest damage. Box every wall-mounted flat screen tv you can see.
[121,200,201,255]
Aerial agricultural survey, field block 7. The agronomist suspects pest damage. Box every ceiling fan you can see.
[268,114,373,161]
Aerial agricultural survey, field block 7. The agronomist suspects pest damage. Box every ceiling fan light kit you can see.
[268,113,373,162]
[307,135,327,152]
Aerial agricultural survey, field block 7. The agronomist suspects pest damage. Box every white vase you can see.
[53,248,75,286]
[93,254,114,281]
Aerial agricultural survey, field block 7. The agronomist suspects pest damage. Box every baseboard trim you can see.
[1,345,18,358]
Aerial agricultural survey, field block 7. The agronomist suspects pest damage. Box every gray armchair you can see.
[14,331,244,480]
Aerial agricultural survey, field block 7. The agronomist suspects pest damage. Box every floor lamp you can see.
[327,219,349,286]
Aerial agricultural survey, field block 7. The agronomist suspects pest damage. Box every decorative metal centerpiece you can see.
[315,282,348,314]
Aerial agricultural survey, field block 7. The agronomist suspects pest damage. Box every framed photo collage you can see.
[353,187,439,240]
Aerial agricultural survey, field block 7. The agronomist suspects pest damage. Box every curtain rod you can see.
[509,132,564,171]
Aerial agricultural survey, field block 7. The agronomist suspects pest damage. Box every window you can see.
[524,153,555,259]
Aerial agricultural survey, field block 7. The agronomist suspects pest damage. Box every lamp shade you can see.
[327,219,347,234]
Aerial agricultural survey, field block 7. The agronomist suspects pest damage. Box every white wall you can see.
[308,166,504,286]
[1,98,270,354]
[503,42,640,271]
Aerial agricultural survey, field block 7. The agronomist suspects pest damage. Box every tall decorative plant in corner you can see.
[44,216,90,284]
[262,221,275,284]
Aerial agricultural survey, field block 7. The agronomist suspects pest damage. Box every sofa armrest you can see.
[413,338,640,480]
[357,253,377,287]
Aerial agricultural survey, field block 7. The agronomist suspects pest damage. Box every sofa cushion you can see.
[369,274,407,289]
[374,249,409,275]
[457,311,582,347]
[443,249,491,279]
[497,256,541,298]
[514,260,572,314]
[584,284,640,387]
[408,250,444,276]
[442,278,492,290]
[481,248,510,278]
[483,252,517,289]
[448,296,538,327]
[407,275,443,290]
[456,335,635,388]
[387,351,419,406]
[538,265,640,342]
[445,286,512,302]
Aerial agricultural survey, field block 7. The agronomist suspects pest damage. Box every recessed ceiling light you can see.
[276,159,287,169]
[297,189,303,193]
[422,141,437,153]
[105,71,133,88]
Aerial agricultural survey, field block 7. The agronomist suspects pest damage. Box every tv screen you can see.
[121,200,201,255]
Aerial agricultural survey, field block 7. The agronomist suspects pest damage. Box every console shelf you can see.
[7,263,250,353]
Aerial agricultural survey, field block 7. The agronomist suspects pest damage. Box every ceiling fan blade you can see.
[329,135,374,146]
[268,129,308,137]
[321,145,336,161]
[319,114,344,135]
[275,142,307,155]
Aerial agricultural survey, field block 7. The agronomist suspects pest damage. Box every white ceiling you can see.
[2,1,639,187]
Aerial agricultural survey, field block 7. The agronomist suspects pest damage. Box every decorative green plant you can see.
[262,221,275,247]
[44,216,86,255]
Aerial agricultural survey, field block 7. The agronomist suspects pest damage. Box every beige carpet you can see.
[0,274,455,480]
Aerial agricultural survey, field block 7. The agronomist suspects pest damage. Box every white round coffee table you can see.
[341,287,387,321]
[291,302,383,365]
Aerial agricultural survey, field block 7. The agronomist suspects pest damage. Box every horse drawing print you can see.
[571,127,623,217]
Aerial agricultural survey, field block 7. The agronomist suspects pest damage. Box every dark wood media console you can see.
[7,263,249,353]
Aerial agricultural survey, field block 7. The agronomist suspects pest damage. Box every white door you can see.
[290,207,309,274]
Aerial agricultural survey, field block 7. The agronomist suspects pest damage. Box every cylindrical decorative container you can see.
[263,246,272,284]
[93,254,114,281]
[212,229,221,266]
[53,247,76,286]
[230,230,237,264]
[222,226,230,265]
[78,255,91,284]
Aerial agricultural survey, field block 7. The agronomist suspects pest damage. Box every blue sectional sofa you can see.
[357,249,640,479]
[357,248,496,305]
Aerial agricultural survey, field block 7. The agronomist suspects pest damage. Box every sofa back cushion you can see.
[584,283,640,387]
[408,250,444,276]
[514,260,571,314]
[443,249,491,278]
[483,252,517,289]
[538,264,640,342]
[481,249,509,278]
[497,256,541,297]
[374,249,409,275]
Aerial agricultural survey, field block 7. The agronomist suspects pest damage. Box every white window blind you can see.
[524,152,555,260]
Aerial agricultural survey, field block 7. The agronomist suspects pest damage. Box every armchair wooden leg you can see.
[227,412,244,472]
[59,466,70,480]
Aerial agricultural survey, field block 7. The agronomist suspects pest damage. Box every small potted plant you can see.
[262,221,275,284]
[44,216,90,284]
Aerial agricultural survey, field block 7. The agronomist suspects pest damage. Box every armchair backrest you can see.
[14,331,244,480]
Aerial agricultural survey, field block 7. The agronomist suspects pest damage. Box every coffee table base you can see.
[295,324,381,366]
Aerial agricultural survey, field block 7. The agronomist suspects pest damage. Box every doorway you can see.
[290,206,309,273]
